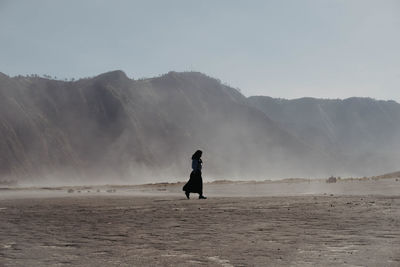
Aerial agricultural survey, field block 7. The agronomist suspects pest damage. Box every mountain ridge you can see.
[247,95,400,176]
[0,70,398,184]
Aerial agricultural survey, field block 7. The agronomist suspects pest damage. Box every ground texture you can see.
[1,194,400,266]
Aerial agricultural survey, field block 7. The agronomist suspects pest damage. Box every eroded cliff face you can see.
[0,70,323,184]
[248,96,400,176]
[1,70,397,184]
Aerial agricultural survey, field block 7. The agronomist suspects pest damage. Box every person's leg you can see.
[198,174,206,199]
[183,172,195,199]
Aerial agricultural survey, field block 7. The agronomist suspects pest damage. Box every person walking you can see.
[183,150,207,199]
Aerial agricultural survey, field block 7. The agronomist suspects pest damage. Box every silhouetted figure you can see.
[183,150,207,199]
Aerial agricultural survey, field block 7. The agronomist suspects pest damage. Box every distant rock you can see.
[326,176,337,183]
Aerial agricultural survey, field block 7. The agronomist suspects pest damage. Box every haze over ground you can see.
[0,0,399,101]
[1,71,399,184]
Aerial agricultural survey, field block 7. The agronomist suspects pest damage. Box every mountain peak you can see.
[94,70,129,82]
[0,72,9,80]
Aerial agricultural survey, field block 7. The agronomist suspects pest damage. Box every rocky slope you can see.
[248,96,400,176]
[1,71,328,184]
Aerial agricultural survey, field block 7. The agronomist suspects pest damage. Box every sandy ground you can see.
[1,179,400,266]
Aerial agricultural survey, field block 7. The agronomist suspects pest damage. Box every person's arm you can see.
[192,159,198,170]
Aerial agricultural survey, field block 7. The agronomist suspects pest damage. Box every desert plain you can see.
[1,178,400,266]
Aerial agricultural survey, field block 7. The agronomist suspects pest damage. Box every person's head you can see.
[192,150,202,160]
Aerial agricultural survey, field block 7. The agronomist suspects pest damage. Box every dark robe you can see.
[183,170,203,194]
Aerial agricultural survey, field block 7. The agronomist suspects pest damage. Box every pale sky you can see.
[0,0,399,101]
